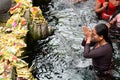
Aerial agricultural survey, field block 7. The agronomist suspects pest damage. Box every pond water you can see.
[26,0,120,80]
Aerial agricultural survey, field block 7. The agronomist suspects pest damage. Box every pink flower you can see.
[13,21,17,27]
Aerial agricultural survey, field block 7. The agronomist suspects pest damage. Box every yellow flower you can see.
[8,19,14,24]
[15,0,20,3]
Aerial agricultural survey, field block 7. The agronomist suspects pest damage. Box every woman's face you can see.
[93,28,102,42]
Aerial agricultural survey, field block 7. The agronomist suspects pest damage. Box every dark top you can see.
[82,39,113,71]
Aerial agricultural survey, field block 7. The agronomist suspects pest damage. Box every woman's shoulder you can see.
[116,13,120,18]
[105,43,113,50]
[101,43,112,49]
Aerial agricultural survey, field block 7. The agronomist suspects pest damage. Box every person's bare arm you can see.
[106,18,116,28]
[95,0,108,13]
[116,1,120,7]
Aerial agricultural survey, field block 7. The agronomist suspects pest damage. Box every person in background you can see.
[95,0,120,21]
[106,9,120,40]
[106,9,120,28]
[72,0,82,3]
[82,23,114,80]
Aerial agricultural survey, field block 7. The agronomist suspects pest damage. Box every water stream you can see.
[27,0,120,80]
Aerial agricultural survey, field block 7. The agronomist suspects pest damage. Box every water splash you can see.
[63,0,100,31]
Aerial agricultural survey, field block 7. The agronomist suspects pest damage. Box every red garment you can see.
[98,0,119,20]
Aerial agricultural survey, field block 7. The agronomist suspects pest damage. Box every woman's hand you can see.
[82,26,92,43]
[86,30,92,44]
[106,23,111,28]
[82,26,90,36]
[103,2,108,9]
[116,1,120,6]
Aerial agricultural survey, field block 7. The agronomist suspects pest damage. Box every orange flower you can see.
[10,2,22,13]
[33,7,39,11]
[21,18,27,25]
[0,52,3,56]
[12,55,18,61]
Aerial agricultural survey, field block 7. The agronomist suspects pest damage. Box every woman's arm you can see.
[106,17,116,28]
[81,38,96,46]
[95,0,108,13]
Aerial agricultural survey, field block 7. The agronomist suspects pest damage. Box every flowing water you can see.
[27,0,120,80]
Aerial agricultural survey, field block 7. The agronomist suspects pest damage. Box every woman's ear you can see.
[99,35,104,40]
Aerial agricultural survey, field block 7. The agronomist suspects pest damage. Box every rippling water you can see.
[26,0,120,80]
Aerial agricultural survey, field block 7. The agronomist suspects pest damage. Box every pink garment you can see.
[112,13,120,28]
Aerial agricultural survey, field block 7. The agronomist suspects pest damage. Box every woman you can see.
[106,9,120,40]
[106,9,120,28]
[82,23,114,80]
[95,0,120,20]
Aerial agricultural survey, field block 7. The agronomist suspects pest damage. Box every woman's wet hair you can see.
[95,23,108,38]
[95,23,114,52]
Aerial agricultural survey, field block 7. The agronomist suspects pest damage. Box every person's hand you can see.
[106,23,111,28]
[82,26,90,36]
[86,29,92,39]
[115,1,120,6]
[82,26,92,43]
[103,2,108,9]
[86,30,92,44]
[72,0,81,3]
